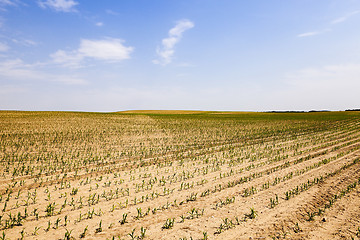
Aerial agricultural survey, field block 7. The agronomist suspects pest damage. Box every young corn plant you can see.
[45,220,51,232]
[139,227,146,239]
[293,222,302,233]
[64,215,68,226]
[269,194,279,208]
[120,213,128,225]
[186,193,197,202]
[215,218,234,234]
[95,220,102,233]
[201,231,208,240]
[54,217,61,229]
[356,227,360,237]
[128,228,136,240]
[79,226,88,238]
[245,207,257,220]
[33,226,41,236]
[162,218,175,229]
[180,214,185,223]
[136,207,144,219]
[45,202,55,216]
[306,211,315,221]
[20,229,25,240]
[64,229,73,240]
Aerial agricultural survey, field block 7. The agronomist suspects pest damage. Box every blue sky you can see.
[0,0,359,111]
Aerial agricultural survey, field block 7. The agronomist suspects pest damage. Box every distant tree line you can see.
[345,109,360,111]
[266,110,330,113]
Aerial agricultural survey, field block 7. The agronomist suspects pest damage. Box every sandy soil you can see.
[1,112,359,240]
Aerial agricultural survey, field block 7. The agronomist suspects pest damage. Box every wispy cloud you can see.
[51,50,82,68]
[38,0,78,12]
[331,11,360,24]
[0,58,87,85]
[105,9,119,15]
[297,28,331,38]
[153,19,194,65]
[177,62,195,67]
[286,63,360,89]
[281,62,360,110]
[95,22,103,27]
[0,0,16,6]
[297,31,322,38]
[0,0,19,11]
[0,42,9,52]
[12,38,38,46]
[51,38,134,68]
[297,10,359,38]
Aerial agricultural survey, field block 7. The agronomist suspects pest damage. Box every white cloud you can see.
[177,62,195,67]
[51,49,82,67]
[0,0,18,11]
[95,22,103,27]
[51,38,134,67]
[0,0,16,6]
[297,31,321,38]
[12,38,38,46]
[52,76,87,85]
[281,63,360,110]
[38,0,78,12]
[0,58,87,85]
[297,28,331,38]
[297,10,360,38]
[0,42,9,51]
[286,63,360,89]
[105,9,119,15]
[153,19,194,65]
[0,59,39,79]
[331,11,360,24]
[79,39,133,60]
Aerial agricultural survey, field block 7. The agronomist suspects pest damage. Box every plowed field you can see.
[1,111,359,240]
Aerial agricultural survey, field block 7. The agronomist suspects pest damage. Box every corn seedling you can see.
[293,222,302,233]
[20,229,25,240]
[120,213,128,224]
[269,194,279,208]
[33,226,41,236]
[245,208,257,220]
[79,226,88,238]
[140,227,146,239]
[46,220,51,231]
[202,231,208,240]
[162,218,175,229]
[128,228,136,240]
[306,211,315,221]
[64,229,73,240]
[95,220,102,233]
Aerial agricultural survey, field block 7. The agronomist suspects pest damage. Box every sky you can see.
[0,0,360,112]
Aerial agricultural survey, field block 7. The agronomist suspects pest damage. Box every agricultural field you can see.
[1,110,360,240]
